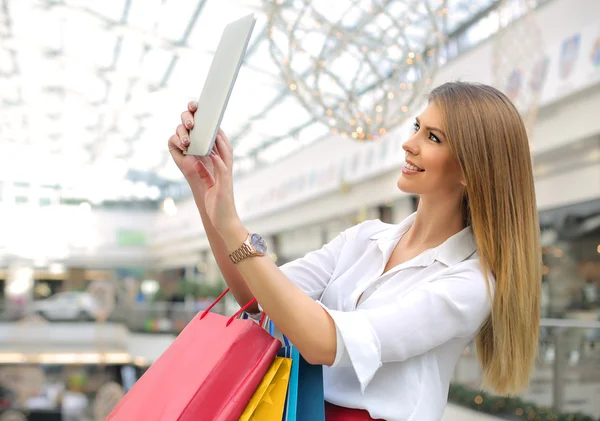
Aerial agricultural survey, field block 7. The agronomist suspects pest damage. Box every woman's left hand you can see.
[194,129,241,235]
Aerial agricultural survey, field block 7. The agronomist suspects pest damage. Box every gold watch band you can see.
[228,233,257,264]
[229,243,254,264]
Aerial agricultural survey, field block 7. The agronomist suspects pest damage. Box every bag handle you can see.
[199,288,290,345]
[226,298,258,326]
[199,287,259,325]
[199,288,231,320]
[242,307,274,333]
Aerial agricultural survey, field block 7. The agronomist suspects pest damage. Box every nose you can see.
[402,132,420,157]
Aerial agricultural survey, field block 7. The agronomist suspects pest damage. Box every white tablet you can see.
[185,13,256,156]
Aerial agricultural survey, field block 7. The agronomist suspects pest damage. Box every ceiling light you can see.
[141,279,160,295]
[265,0,446,140]
[49,263,66,275]
[162,197,177,216]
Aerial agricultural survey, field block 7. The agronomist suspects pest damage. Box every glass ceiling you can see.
[0,0,501,204]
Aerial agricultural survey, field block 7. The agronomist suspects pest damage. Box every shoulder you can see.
[432,258,495,303]
[443,257,488,279]
[429,257,494,332]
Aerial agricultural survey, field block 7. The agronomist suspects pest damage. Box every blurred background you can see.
[0,0,599,420]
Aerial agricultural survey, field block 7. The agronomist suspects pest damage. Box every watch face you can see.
[250,233,267,254]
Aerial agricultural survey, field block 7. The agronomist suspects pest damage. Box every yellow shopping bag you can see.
[239,356,292,421]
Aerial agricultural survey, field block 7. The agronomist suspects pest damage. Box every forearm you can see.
[190,185,258,312]
[221,222,337,366]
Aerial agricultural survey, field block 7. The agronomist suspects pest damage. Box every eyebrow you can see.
[415,117,447,139]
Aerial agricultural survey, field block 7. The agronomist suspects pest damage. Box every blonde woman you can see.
[168,81,542,421]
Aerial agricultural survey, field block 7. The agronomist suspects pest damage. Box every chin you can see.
[397,175,420,194]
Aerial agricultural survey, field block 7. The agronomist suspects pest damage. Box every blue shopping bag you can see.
[276,327,325,421]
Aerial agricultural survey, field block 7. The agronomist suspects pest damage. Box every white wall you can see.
[534,85,600,154]
[536,162,600,211]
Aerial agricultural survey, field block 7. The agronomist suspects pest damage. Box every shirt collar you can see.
[369,212,477,266]
[435,226,477,266]
[369,212,416,242]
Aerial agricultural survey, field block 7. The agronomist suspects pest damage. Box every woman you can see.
[167,81,542,421]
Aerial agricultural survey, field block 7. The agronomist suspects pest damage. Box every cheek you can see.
[424,151,461,181]
[424,152,449,172]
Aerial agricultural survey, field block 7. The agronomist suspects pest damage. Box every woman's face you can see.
[397,101,464,197]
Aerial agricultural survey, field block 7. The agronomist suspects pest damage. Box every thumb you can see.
[194,160,215,189]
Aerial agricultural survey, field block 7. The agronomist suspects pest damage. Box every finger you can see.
[168,134,184,155]
[181,110,194,130]
[194,159,215,189]
[188,100,198,113]
[215,135,233,168]
[176,124,189,150]
[210,151,229,183]
[217,128,233,155]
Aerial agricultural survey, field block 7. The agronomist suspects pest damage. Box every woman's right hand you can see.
[168,101,215,182]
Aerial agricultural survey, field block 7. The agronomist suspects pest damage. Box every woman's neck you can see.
[403,194,466,249]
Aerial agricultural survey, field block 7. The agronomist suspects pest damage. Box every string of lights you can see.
[264,0,448,141]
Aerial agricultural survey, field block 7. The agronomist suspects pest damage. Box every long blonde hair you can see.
[429,82,542,395]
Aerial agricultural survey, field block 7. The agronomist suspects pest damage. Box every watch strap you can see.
[229,242,255,264]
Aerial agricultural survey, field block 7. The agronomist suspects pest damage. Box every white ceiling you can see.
[0,0,499,204]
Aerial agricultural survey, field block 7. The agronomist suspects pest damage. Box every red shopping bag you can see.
[107,289,280,421]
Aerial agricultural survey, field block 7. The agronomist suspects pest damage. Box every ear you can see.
[460,179,467,187]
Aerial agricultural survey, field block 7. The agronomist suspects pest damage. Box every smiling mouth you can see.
[404,161,424,172]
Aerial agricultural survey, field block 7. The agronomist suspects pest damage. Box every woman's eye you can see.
[414,122,441,143]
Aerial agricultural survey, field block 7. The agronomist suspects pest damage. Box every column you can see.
[66,267,87,291]
[205,253,220,286]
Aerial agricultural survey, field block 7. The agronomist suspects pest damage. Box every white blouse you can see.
[277,212,493,421]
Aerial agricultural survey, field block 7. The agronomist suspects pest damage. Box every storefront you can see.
[539,198,600,319]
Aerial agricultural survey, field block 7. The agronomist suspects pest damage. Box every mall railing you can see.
[107,299,228,333]
[452,318,600,419]
[0,299,227,334]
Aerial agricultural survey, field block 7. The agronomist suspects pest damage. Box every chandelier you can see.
[264,0,447,141]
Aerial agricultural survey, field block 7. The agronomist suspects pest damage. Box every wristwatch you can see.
[229,233,268,264]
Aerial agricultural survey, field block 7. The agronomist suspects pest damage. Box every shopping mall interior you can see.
[0,0,599,420]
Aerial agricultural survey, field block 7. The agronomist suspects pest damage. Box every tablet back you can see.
[186,14,256,156]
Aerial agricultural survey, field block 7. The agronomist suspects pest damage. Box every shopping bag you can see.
[238,356,292,421]
[243,311,326,421]
[107,289,281,421]
[280,344,325,421]
[264,321,324,421]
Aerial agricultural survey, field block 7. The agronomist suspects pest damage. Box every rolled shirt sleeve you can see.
[319,267,492,393]
[246,228,349,320]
